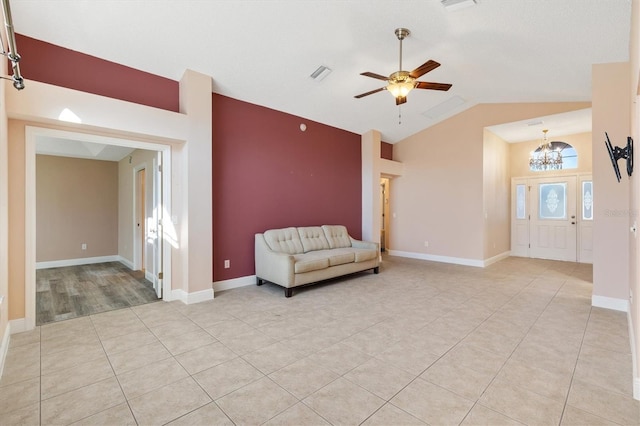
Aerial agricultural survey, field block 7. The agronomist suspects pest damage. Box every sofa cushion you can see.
[328,250,356,266]
[322,225,352,249]
[352,248,378,263]
[294,254,329,273]
[298,226,330,252]
[263,227,304,254]
[311,249,355,266]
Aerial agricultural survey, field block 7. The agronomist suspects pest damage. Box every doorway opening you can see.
[380,177,390,252]
[511,174,592,263]
[26,127,173,328]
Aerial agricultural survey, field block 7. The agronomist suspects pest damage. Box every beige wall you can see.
[8,120,25,319]
[509,131,593,178]
[629,0,640,397]
[36,155,118,262]
[392,102,590,262]
[179,70,213,294]
[0,51,8,347]
[592,63,631,303]
[483,130,510,259]
[118,149,157,269]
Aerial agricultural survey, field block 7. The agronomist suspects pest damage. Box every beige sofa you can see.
[255,225,379,297]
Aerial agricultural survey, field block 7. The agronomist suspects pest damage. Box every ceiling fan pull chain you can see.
[399,105,402,125]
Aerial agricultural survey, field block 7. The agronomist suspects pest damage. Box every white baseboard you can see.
[0,321,10,380]
[213,275,256,292]
[118,256,134,270]
[388,250,485,268]
[145,270,155,283]
[36,255,120,270]
[482,251,511,267]
[170,288,214,305]
[591,295,629,312]
[9,318,26,334]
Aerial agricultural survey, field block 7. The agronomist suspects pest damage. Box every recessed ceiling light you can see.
[310,65,332,81]
[441,0,478,12]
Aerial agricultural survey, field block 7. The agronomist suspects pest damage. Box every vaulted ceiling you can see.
[11,0,631,143]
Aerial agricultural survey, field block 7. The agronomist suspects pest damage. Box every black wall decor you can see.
[605,132,634,182]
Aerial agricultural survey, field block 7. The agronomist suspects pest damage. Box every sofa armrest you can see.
[350,237,379,252]
[255,234,296,287]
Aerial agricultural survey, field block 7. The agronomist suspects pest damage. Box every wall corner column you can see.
[592,62,631,308]
[362,130,382,244]
[179,69,214,299]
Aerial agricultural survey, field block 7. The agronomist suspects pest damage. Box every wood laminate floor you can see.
[36,262,159,325]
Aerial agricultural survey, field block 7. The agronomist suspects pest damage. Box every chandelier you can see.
[529,129,563,171]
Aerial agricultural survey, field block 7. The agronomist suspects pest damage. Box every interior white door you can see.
[530,176,577,261]
[151,153,163,298]
[511,178,530,257]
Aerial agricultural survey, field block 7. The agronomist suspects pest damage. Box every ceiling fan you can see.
[355,28,452,105]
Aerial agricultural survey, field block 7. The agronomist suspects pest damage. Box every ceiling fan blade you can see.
[409,60,440,78]
[415,81,452,91]
[360,72,389,81]
[395,96,407,106]
[354,87,386,99]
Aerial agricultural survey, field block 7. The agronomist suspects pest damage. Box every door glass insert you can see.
[539,183,567,219]
[582,181,593,220]
[516,184,526,219]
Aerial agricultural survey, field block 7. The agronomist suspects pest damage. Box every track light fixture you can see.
[0,0,24,90]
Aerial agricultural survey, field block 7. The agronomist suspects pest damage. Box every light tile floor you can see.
[1,256,639,425]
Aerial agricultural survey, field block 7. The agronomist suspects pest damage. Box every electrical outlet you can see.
[81,243,87,250]
[424,241,429,247]
[224,259,230,269]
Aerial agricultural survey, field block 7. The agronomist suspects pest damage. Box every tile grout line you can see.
[557,303,592,425]
[92,307,140,425]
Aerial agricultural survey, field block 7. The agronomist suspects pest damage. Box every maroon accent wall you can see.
[381,142,393,160]
[213,94,362,281]
[15,34,179,112]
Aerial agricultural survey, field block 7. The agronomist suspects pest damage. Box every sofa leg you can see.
[284,288,293,298]
[373,267,379,274]
[256,277,263,286]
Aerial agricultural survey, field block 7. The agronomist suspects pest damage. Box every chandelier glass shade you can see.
[529,129,563,171]
[386,71,416,98]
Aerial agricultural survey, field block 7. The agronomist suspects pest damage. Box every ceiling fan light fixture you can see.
[387,81,415,98]
[354,28,451,106]
[387,71,415,98]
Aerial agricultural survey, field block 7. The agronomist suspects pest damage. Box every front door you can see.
[530,176,577,261]
[511,175,588,262]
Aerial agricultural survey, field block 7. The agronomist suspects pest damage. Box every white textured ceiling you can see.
[11,0,631,143]
[487,108,593,143]
[36,136,135,161]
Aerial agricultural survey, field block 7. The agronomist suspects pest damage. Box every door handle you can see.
[571,221,576,225]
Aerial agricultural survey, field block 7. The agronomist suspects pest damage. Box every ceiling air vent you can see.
[441,0,477,12]
[310,65,332,81]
